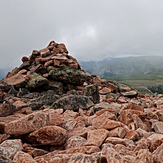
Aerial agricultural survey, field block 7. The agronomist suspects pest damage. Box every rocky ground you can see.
[0,41,163,162]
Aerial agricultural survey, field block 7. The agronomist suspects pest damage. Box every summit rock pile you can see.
[0,41,163,162]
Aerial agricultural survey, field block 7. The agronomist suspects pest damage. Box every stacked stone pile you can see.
[0,41,163,162]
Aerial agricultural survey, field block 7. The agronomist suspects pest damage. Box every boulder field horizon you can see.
[0,41,163,162]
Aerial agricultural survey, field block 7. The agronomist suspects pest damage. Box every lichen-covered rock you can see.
[30,91,59,106]
[84,84,100,104]
[52,95,94,111]
[48,64,87,85]
[26,72,49,90]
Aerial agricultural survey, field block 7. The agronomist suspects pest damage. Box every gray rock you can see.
[26,72,49,90]
[52,95,94,111]
[84,84,99,104]
[48,64,87,85]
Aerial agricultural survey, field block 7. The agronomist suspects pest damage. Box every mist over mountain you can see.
[0,68,12,80]
[79,56,163,79]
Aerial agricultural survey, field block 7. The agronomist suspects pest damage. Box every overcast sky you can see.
[0,0,163,69]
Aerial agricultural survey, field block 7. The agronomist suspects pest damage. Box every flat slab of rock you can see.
[92,102,120,113]
[121,91,138,98]
[52,95,94,111]
[6,73,27,88]
[85,129,109,147]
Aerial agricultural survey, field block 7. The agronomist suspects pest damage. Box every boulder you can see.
[52,95,94,111]
[26,72,49,90]
[84,84,100,104]
[49,64,87,85]
[28,126,67,145]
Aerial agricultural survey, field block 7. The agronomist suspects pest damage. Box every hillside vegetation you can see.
[80,56,163,79]
[80,56,163,94]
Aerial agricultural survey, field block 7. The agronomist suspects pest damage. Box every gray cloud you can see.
[0,0,163,69]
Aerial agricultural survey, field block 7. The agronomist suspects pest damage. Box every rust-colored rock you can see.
[28,126,67,145]
[13,151,37,163]
[85,129,108,147]
[92,112,122,129]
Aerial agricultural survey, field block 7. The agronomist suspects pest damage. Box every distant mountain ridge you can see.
[79,56,163,79]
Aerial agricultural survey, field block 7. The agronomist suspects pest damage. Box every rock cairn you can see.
[0,41,163,162]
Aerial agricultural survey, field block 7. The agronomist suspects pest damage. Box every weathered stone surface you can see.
[0,150,16,163]
[153,121,163,133]
[30,92,59,106]
[68,153,101,163]
[121,90,138,98]
[153,143,163,163]
[23,143,48,158]
[0,139,23,159]
[2,111,48,135]
[6,73,27,88]
[34,146,100,162]
[84,84,100,104]
[52,95,94,111]
[124,130,139,141]
[49,64,87,85]
[85,129,108,147]
[92,102,120,113]
[0,134,10,144]
[13,151,37,163]
[26,72,49,90]
[28,126,67,145]
[135,149,154,163]
[108,127,127,138]
[0,104,16,117]
[48,80,63,94]
[147,133,163,152]
[119,109,145,125]
[105,137,134,146]
[65,136,86,149]
[13,100,28,111]
[92,112,122,129]
[106,147,134,163]
[99,87,111,95]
